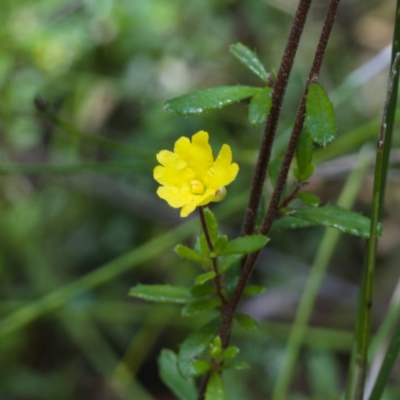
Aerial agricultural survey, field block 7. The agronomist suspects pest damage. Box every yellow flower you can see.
[154,131,239,217]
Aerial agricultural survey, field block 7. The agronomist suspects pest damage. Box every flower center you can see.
[190,179,205,194]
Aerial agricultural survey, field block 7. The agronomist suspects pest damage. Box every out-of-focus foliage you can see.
[1,0,399,399]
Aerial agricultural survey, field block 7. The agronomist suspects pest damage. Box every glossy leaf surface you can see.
[229,42,268,82]
[129,284,191,303]
[165,86,260,116]
[218,235,269,255]
[248,87,273,126]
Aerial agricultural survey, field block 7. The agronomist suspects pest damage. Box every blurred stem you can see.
[271,146,372,400]
[345,52,400,400]
[34,97,152,158]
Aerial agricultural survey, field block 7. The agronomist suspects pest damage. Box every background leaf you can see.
[290,205,382,238]
[305,82,336,146]
[129,284,191,303]
[234,313,259,331]
[181,298,221,317]
[165,86,260,116]
[229,42,269,82]
[158,350,197,400]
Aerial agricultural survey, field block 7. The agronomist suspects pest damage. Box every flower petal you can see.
[204,144,239,189]
[157,186,194,208]
[180,188,215,217]
[154,150,195,186]
[174,131,213,180]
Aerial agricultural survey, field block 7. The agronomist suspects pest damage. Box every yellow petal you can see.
[174,131,213,180]
[154,150,195,186]
[157,186,194,208]
[204,144,239,189]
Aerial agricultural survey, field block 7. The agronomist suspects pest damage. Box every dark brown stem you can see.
[241,0,313,237]
[261,0,341,236]
[198,207,227,305]
[222,0,342,355]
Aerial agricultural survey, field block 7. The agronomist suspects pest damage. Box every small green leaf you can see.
[219,254,243,273]
[195,271,217,285]
[305,82,336,146]
[199,232,210,258]
[181,298,221,317]
[190,284,215,298]
[178,318,221,378]
[293,163,315,182]
[290,205,383,238]
[158,350,197,400]
[175,244,203,262]
[234,313,259,331]
[129,284,191,303]
[268,159,282,188]
[221,346,239,361]
[296,128,314,172]
[165,86,260,116]
[297,192,321,207]
[214,235,228,254]
[248,87,273,126]
[229,42,268,82]
[219,235,269,255]
[209,336,222,358]
[222,361,250,371]
[272,215,317,230]
[205,372,226,400]
[203,208,218,243]
[191,360,212,377]
[243,285,266,297]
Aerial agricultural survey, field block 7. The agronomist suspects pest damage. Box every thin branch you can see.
[198,207,227,305]
[240,0,313,237]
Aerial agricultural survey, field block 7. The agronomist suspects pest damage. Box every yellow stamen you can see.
[190,179,205,194]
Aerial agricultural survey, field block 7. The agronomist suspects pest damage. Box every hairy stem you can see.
[240,0,312,236]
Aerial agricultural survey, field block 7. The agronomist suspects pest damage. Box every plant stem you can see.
[272,146,372,400]
[198,207,226,305]
[241,0,312,237]
[345,53,400,400]
[221,0,341,348]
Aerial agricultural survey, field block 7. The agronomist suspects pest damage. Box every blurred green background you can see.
[1,0,400,399]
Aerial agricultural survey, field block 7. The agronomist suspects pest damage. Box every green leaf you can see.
[219,254,243,273]
[293,163,315,182]
[234,313,259,331]
[195,271,217,285]
[229,42,268,82]
[222,361,250,371]
[205,372,226,400]
[214,235,228,254]
[221,346,239,361]
[181,298,221,317]
[178,318,221,378]
[296,128,314,172]
[175,244,203,262]
[290,205,383,238]
[248,87,273,126]
[272,215,318,230]
[297,192,321,207]
[209,336,222,358]
[165,86,260,116]
[129,284,191,303]
[219,235,269,255]
[305,82,336,146]
[190,284,215,298]
[158,350,197,400]
[243,285,266,297]
[203,208,218,243]
[191,360,212,377]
